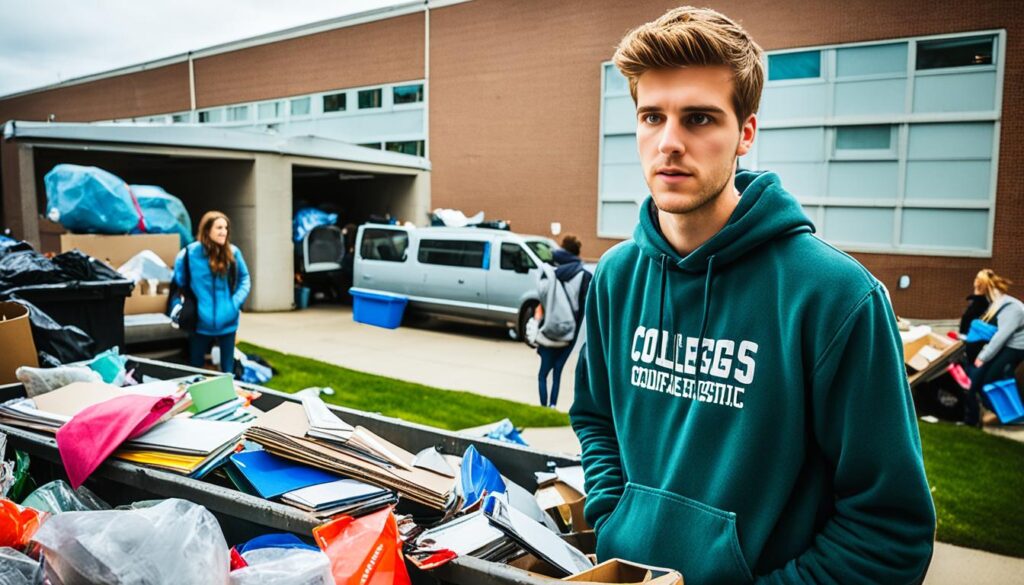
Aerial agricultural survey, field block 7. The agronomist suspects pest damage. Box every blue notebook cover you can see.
[229,450,340,499]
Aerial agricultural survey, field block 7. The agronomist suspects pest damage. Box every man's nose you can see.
[658,121,686,156]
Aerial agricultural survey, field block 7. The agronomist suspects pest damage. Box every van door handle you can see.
[458,279,465,284]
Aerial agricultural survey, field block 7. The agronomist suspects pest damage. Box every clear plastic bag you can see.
[20,481,110,515]
[230,548,332,585]
[33,498,229,585]
[15,366,101,398]
[0,547,41,585]
[44,164,141,234]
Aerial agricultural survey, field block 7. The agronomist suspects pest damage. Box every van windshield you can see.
[525,240,554,264]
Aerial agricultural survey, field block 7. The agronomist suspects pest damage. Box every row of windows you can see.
[194,83,424,124]
[768,35,995,82]
[359,230,539,270]
[358,140,426,156]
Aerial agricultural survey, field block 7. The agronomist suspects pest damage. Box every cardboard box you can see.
[537,481,590,533]
[563,559,683,584]
[60,233,180,269]
[903,332,964,388]
[123,279,171,316]
[0,302,39,385]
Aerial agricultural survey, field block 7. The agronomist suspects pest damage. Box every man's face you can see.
[635,66,756,214]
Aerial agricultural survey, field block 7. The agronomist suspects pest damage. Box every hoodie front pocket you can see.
[596,483,752,585]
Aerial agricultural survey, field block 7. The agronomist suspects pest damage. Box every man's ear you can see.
[736,113,757,157]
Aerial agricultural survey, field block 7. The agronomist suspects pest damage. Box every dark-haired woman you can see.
[173,211,251,376]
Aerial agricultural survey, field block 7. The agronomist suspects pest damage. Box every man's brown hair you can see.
[613,6,765,125]
[561,234,582,257]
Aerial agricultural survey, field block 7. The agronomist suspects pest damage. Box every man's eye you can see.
[641,113,662,124]
[689,113,713,126]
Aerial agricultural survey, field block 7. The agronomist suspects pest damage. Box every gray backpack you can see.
[536,263,584,348]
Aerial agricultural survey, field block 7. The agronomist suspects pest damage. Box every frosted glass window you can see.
[226,106,249,122]
[836,43,907,77]
[601,164,647,197]
[834,79,906,116]
[257,102,282,120]
[601,201,639,236]
[290,97,311,116]
[603,95,637,134]
[171,113,191,123]
[769,163,825,198]
[603,135,639,164]
[758,128,825,162]
[828,162,899,200]
[768,51,821,81]
[824,207,894,245]
[198,109,222,123]
[912,71,997,113]
[604,64,630,94]
[916,36,994,70]
[836,125,892,151]
[901,209,988,250]
[908,123,993,159]
[905,161,991,201]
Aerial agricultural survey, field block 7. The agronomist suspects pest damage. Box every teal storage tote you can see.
[350,289,408,329]
[982,378,1024,424]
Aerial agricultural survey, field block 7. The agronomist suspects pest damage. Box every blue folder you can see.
[229,450,340,499]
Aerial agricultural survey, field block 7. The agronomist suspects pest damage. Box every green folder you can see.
[187,376,236,414]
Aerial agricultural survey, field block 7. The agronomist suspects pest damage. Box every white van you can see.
[352,224,555,337]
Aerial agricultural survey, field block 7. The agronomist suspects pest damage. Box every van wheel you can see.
[519,300,539,347]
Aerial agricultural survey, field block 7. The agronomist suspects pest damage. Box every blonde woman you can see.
[173,211,251,376]
[965,269,1024,426]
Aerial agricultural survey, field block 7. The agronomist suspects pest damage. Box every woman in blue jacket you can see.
[174,211,251,376]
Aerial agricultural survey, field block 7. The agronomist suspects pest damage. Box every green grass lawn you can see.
[240,341,1024,558]
[919,421,1024,557]
[237,341,568,430]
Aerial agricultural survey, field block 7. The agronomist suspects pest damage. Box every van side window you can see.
[419,239,488,268]
[500,243,536,270]
[360,228,409,262]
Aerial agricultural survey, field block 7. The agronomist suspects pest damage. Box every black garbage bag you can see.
[7,298,96,365]
[52,249,123,282]
[0,237,34,257]
[0,250,64,289]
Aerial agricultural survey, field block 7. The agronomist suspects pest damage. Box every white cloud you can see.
[0,0,408,96]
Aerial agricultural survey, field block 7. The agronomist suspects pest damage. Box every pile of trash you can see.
[44,164,193,247]
[0,347,685,584]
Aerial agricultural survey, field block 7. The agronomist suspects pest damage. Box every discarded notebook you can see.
[229,450,340,499]
[281,478,396,518]
[483,493,592,576]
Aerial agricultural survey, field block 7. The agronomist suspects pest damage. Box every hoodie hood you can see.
[634,170,814,273]
[553,249,585,282]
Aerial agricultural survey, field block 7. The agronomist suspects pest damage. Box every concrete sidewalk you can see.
[239,305,1024,584]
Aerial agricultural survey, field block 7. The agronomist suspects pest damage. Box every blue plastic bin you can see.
[983,379,1024,424]
[350,289,408,329]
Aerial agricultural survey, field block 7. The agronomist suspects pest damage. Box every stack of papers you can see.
[227,449,340,499]
[301,392,410,469]
[245,402,455,510]
[281,479,396,518]
[412,511,518,561]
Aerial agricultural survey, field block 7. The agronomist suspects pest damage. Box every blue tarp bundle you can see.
[460,445,506,509]
[44,164,193,246]
[293,207,338,242]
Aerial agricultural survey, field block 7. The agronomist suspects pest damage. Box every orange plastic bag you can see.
[0,498,42,549]
[313,505,410,585]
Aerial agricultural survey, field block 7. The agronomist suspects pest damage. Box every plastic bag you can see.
[132,185,194,247]
[6,453,35,504]
[87,347,126,385]
[34,498,229,585]
[15,365,101,398]
[20,481,110,515]
[0,499,42,549]
[44,164,142,234]
[484,419,528,446]
[460,445,506,509]
[116,250,173,283]
[4,299,96,365]
[50,249,123,282]
[230,547,333,585]
[966,318,998,343]
[0,547,41,585]
[313,505,410,585]
[0,251,63,290]
[237,533,318,554]
[293,208,338,243]
[240,358,273,385]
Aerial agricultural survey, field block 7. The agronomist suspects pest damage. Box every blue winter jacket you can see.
[173,242,251,336]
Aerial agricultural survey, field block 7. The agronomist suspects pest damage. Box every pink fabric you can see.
[56,393,176,488]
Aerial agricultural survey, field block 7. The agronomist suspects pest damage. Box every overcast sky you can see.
[0,0,409,98]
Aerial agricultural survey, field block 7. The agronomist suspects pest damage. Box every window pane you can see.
[360,229,408,262]
[385,140,424,156]
[836,43,907,77]
[226,105,249,122]
[323,93,346,113]
[359,88,382,109]
[823,207,894,246]
[500,243,535,270]
[418,240,487,268]
[198,109,221,123]
[768,51,821,81]
[358,143,382,150]
[171,113,191,123]
[908,122,993,159]
[257,102,281,120]
[393,84,423,104]
[600,201,638,235]
[525,241,553,263]
[604,63,630,94]
[291,97,311,116]
[916,36,994,70]
[835,125,891,150]
[901,209,988,250]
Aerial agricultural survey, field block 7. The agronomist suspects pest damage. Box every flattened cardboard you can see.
[60,233,180,269]
[563,559,683,584]
[538,481,589,533]
[0,302,38,384]
[124,280,171,315]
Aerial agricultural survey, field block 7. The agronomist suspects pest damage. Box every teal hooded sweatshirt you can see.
[570,171,936,585]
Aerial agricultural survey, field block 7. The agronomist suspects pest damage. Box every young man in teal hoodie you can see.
[569,7,936,584]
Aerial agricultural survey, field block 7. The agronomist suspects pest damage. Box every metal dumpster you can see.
[0,356,585,585]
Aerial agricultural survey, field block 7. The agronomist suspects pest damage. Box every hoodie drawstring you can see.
[694,255,716,388]
[658,255,668,336]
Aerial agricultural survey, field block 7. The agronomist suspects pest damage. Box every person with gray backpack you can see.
[533,234,591,408]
